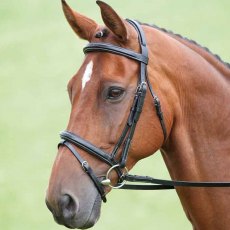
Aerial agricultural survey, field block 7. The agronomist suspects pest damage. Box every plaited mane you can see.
[140,22,230,69]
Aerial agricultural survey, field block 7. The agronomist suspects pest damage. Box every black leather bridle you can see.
[58,19,230,203]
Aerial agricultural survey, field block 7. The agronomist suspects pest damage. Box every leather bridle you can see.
[58,19,230,203]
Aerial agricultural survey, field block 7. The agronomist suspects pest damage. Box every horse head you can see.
[45,0,172,229]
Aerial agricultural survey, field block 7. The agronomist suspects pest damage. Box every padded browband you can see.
[83,43,148,65]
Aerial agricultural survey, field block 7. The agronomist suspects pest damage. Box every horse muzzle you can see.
[45,192,102,229]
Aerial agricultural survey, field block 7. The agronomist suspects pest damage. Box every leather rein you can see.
[58,19,230,203]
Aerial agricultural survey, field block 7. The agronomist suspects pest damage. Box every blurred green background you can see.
[0,0,229,229]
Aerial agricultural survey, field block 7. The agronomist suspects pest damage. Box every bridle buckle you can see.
[136,81,147,94]
[81,161,89,172]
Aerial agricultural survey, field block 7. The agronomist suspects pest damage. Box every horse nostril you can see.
[59,194,78,219]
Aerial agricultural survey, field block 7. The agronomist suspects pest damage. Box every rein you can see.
[58,19,230,203]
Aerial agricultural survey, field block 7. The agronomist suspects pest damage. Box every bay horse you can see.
[46,0,230,229]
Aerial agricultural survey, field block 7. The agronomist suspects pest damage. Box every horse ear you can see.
[96,1,128,42]
[61,0,98,40]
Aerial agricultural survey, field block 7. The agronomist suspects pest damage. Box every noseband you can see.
[59,20,230,203]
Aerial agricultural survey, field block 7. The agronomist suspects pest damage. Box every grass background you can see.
[0,0,229,229]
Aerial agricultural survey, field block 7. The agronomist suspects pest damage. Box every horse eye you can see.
[107,87,125,100]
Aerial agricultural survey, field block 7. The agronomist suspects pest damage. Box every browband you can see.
[83,43,148,64]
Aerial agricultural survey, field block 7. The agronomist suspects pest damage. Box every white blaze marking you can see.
[82,61,93,91]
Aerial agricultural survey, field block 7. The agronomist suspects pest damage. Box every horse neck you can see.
[147,25,230,229]
[146,25,230,228]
